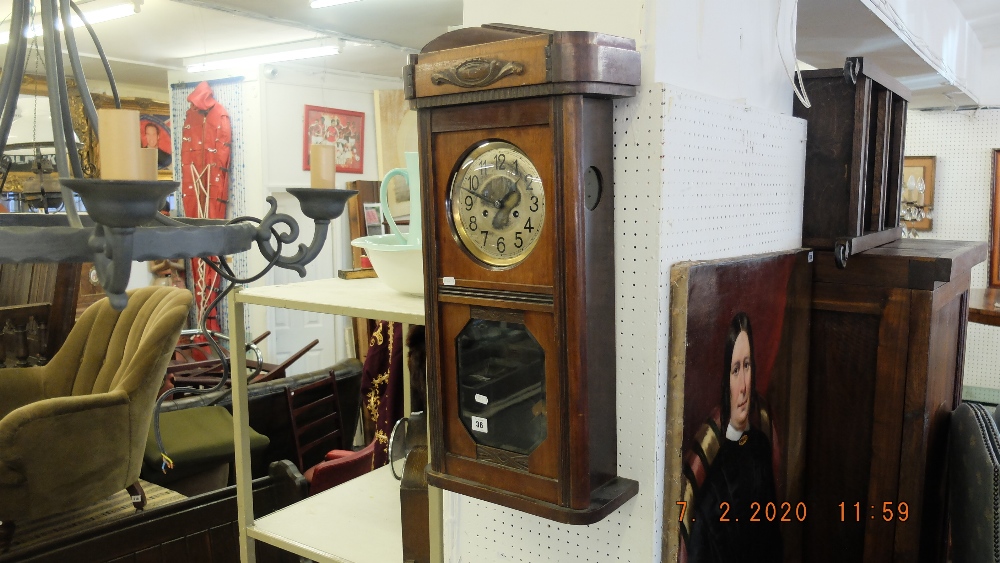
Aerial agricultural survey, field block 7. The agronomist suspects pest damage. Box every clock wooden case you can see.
[404,24,640,524]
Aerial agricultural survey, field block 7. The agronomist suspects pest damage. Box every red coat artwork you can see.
[181,81,232,331]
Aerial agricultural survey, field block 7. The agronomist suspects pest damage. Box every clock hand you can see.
[492,189,522,230]
[462,186,501,208]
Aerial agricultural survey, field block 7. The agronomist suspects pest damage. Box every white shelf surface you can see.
[236,277,425,324]
[248,465,403,563]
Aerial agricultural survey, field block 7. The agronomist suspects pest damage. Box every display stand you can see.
[227,278,427,563]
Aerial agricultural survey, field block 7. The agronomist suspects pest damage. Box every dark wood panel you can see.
[184,533,214,563]
[862,289,910,562]
[133,546,160,563]
[968,286,1000,326]
[804,240,981,563]
[794,58,908,255]
[208,523,239,563]
[814,240,987,291]
[160,538,187,560]
[430,97,551,133]
[805,306,881,561]
[135,546,163,563]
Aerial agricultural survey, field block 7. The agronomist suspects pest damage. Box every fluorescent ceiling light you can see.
[310,0,363,8]
[0,3,135,45]
[185,45,339,73]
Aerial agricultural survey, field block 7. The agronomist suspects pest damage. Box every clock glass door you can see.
[456,317,546,454]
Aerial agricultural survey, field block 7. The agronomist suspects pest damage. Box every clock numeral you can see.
[481,230,490,246]
[513,160,520,177]
[529,195,539,213]
[497,237,506,254]
[495,153,506,170]
[479,160,486,177]
[514,232,523,249]
[524,218,534,232]
[524,175,535,190]
[469,215,478,231]
[467,175,480,192]
[464,195,474,211]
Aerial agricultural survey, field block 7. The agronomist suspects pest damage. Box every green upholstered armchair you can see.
[0,286,191,542]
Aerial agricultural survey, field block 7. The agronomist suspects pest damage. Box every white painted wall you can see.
[653,0,792,114]
[462,0,794,115]
[904,108,1000,400]
[257,63,403,371]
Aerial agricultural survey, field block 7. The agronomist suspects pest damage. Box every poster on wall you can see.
[303,105,364,174]
[140,114,172,170]
[665,249,812,563]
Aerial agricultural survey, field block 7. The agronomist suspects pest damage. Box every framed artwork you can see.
[139,114,172,171]
[665,249,812,563]
[303,105,364,174]
[990,150,1000,288]
[901,156,936,231]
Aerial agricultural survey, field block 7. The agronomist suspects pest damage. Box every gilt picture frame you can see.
[901,156,936,231]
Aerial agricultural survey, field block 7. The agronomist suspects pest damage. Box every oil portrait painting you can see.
[666,250,812,563]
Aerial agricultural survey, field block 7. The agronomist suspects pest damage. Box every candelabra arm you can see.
[255,196,305,275]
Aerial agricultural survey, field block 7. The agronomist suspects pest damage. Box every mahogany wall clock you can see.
[404,23,641,524]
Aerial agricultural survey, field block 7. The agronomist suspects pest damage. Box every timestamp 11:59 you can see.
[839,501,909,522]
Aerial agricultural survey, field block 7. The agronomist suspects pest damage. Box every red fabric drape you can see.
[180,82,232,332]
[359,320,403,468]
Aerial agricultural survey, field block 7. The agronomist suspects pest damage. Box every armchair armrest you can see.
[0,367,48,420]
[0,390,131,466]
[0,390,133,520]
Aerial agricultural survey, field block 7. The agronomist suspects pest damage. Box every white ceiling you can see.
[0,0,996,107]
[797,0,1000,108]
[0,0,462,90]
[954,0,1000,48]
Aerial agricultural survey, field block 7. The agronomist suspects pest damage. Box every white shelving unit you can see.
[227,277,425,563]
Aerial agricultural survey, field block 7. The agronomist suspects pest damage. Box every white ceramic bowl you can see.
[350,234,424,296]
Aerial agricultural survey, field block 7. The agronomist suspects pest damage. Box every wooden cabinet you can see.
[803,239,985,563]
[794,58,911,266]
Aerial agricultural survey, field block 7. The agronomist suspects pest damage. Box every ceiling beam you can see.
[166,0,418,54]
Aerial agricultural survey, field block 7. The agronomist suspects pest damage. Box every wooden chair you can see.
[284,371,346,474]
[161,331,319,397]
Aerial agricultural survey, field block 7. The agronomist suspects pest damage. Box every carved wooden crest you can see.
[431,58,525,89]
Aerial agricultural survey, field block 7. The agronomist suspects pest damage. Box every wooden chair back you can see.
[284,371,346,472]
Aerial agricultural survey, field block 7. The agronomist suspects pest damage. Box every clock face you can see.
[449,141,545,267]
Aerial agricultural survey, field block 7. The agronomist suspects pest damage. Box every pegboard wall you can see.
[441,85,806,563]
[904,109,1000,393]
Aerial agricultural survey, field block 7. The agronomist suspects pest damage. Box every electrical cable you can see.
[151,217,285,471]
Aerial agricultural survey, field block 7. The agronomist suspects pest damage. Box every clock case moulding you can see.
[404,23,641,524]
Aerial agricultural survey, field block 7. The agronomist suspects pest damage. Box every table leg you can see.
[230,290,256,563]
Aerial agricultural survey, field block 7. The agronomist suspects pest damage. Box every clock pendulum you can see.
[405,23,641,524]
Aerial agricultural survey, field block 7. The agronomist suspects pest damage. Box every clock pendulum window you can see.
[404,23,641,524]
